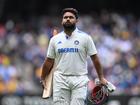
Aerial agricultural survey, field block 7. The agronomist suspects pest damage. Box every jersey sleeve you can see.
[86,35,97,56]
[47,38,55,59]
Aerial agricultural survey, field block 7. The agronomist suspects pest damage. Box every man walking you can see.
[40,8,107,105]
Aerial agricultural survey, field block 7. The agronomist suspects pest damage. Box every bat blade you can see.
[42,70,53,98]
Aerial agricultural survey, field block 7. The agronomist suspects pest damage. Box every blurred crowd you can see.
[0,10,140,96]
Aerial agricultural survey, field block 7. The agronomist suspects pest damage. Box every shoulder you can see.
[76,29,92,39]
[50,31,63,41]
[77,29,88,35]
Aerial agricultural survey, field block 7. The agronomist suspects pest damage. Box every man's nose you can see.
[66,18,70,22]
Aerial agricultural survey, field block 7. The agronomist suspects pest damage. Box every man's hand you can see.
[95,78,116,92]
[40,79,46,88]
[99,77,108,85]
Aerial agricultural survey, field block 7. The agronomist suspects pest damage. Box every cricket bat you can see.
[42,68,54,98]
[42,28,58,98]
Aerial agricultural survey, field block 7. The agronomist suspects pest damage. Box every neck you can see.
[64,27,76,36]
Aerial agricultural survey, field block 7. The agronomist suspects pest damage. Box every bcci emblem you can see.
[74,40,79,45]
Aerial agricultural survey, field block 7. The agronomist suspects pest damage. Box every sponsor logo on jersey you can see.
[58,48,79,53]
[57,41,62,44]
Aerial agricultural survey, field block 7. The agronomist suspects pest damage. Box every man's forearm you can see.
[90,54,104,80]
[94,58,104,79]
[41,58,54,80]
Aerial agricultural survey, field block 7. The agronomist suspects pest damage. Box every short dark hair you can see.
[62,8,78,19]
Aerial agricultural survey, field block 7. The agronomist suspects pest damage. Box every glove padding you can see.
[95,78,116,93]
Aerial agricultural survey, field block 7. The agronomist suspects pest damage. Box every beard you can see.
[63,22,76,31]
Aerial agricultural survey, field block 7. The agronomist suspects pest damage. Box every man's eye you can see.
[69,16,74,19]
[64,16,74,19]
[64,17,68,19]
